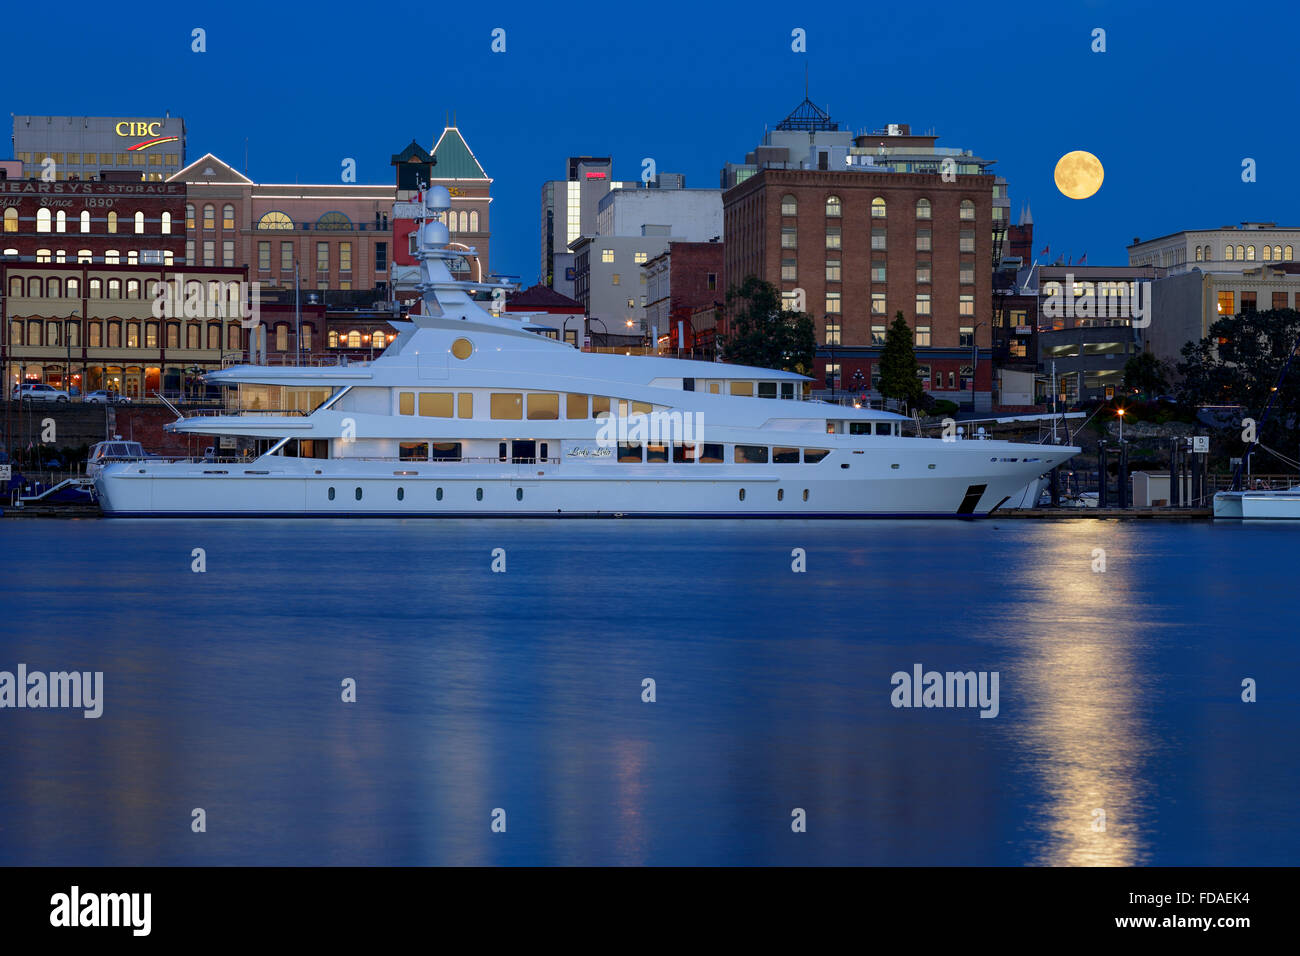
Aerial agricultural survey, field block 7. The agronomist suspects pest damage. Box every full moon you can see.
[1054,150,1104,200]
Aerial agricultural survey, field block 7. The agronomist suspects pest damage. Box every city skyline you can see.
[5,0,1293,283]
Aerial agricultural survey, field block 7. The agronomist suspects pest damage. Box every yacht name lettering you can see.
[0,664,104,718]
[567,446,611,457]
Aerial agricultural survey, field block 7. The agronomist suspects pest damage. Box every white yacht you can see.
[95,186,1079,518]
[1213,485,1300,519]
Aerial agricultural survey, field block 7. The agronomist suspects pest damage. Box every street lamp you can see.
[587,317,609,349]
[1116,406,1125,443]
[562,314,583,349]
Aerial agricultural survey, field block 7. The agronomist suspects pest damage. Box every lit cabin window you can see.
[527,393,559,420]
[431,442,461,461]
[631,400,653,415]
[490,393,523,419]
[451,337,473,359]
[730,381,754,396]
[592,396,611,416]
[646,443,669,463]
[566,393,588,418]
[773,447,799,464]
[457,393,473,418]
[735,444,768,463]
[618,441,643,462]
[803,449,830,463]
[699,443,725,463]
[672,443,698,463]
[399,392,414,415]
[419,393,454,417]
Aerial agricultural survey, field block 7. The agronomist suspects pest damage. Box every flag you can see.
[1040,245,1050,257]
[1077,252,1087,265]
[1054,255,1065,265]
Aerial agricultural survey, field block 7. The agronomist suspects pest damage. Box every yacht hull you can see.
[96,453,1074,518]
[1213,490,1300,519]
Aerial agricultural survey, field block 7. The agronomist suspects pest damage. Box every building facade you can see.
[643,240,724,355]
[13,115,186,182]
[1128,223,1300,276]
[540,156,637,294]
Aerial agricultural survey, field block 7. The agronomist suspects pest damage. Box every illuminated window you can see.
[527,393,559,419]
[916,293,931,315]
[419,393,454,417]
[871,197,886,218]
[1246,245,1256,261]
[602,249,614,263]
[340,242,352,272]
[960,200,975,220]
[825,195,842,217]
[1288,246,1295,260]
[134,210,145,234]
[222,204,235,229]
[872,293,887,315]
[36,208,51,233]
[107,211,118,234]
[825,292,841,314]
[826,258,841,281]
[105,248,120,264]
[634,251,647,264]
[826,225,841,250]
[959,294,974,316]
[612,274,620,286]
[161,211,171,234]
[35,248,51,263]
[258,241,271,270]
[871,324,886,345]
[1217,291,1235,314]
[781,194,797,216]
[915,325,932,346]
[257,211,293,230]
[346,330,361,348]
[915,198,931,219]
[1236,245,1244,260]
[825,322,841,345]
[185,204,195,229]
[328,330,339,348]
[490,393,523,419]
[56,210,67,232]
[2,209,15,232]
[202,204,214,229]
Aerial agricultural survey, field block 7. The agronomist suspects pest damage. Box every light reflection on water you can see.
[0,518,1296,865]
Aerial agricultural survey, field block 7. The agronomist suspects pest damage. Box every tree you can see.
[719,276,815,374]
[1122,351,1170,397]
[1176,307,1300,453]
[877,312,925,409]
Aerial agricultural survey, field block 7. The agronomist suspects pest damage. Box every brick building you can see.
[721,101,999,408]
[643,240,724,356]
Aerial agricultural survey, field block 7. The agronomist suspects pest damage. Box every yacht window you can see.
[431,442,462,461]
[781,383,795,400]
[802,489,809,501]
[739,488,746,501]
[735,444,769,464]
[400,442,429,461]
[419,393,454,417]
[566,393,588,419]
[516,488,523,501]
[328,487,335,500]
[850,422,871,435]
[631,400,653,415]
[355,487,363,500]
[527,393,559,420]
[436,488,443,501]
[875,422,892,435]
[672,443,698,463]
[451,337,473,360]
[773,447,799,464]
[700,443,725,463]
[618,441,643,463]
[826,422,837,434]
[803,449,830,463]
[397,487,405,501]
[730,381,754,396]
[709,383,720,394]
[777,488,784,501]
[592,396,611,416]
[758,382,777,399]
[457,393,473,419]
[490,393,523,419]
[476,488,483,501]
[498,442,508,462]
[646,443,669,463]
[398,392,414,415]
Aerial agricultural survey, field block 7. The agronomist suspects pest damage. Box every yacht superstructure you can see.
[95,186,1078,517]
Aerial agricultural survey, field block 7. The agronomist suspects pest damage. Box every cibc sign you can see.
[115,121,163,137]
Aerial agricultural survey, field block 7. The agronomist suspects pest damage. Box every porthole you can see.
[476,487,483,501]
[891,463,900,470]
[777,488,784,501]
[739,488,746,501]
[516,488,523,501]
[802,489,809,501]
[927,464,936,470]
[355,487,362,501]
[840,463,850,469]
[328,487,335,501]
[451,337,473,360]
[397,487,405,501]
[436,487,444,501]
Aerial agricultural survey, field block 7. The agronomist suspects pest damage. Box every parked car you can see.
[11,383,70,403]
[84,390,131,405]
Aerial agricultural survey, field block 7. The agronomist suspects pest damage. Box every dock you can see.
[997,507,1213,519]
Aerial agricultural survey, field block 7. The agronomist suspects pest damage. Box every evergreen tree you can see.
[877,312,925,408]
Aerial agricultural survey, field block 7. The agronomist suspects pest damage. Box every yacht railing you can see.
[349,456,564,465]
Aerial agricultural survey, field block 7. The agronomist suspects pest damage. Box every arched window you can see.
[1246,245,1256,260]
[54,249,66,263]
[35,248,51,263]
[134,210,145,234]
[187,324,200,349]
[780,194,797,216]
[28,277,43,296]
[315,211,351,230]
[36,209,51,233]
[346,330,361,348]
[1274,245,1283,261]
[1287,245,1294,261]
[328,329,339,348]
[77,249,92,263]
[7,276,22,296]
[127,250,138,266]
[89,278,102,297]
[185,204,195,229]
[107,211,118,233]
[126,279,140,298]
[222,204,235,229]
[202,204,215,229]
[276,325,288,351]
[161,211,172,234]
[1225,245,1235,261]
[80,210,90,233]
[208,324,221,349]
[107,322,121,348]
[301,325,313,350]
[105,249,120,264]
[107,278,122,299]
[66,278,79,297]
[871,197,886,218]
[10,320,21,345]
[126,322,140,348]
[373,331,387,348]
[48,278,61,297]
[959,199,975,220]
[2,209,17,232]
[916,198,932,219]
[825,196,842,218]
[1262,245,1272,261]
[460,210,470,232]
[228,324,241,350]
[56,210,67,233]
[256,211,293,230]
[46,321,59,346]
[1195,245,1203,261]
[1236,244,1245,260]
[469,210,479,231]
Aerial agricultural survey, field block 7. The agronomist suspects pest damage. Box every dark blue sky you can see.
[7,0,1294,282]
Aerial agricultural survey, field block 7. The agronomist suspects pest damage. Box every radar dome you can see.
[424,186,451,212]
[420,221,450,248]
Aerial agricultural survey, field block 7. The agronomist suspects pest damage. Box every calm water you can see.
[0,517,1296,866]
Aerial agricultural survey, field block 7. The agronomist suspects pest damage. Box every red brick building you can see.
[1,178,185,267]
[644,240,724,356]
[724,168,994,404]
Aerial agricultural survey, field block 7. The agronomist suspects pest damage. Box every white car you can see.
[84,390,132,405]
[12,383,70,403]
